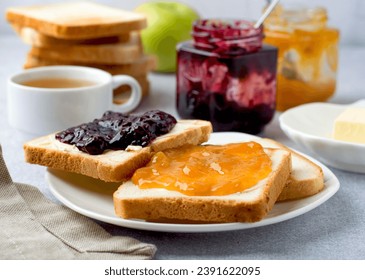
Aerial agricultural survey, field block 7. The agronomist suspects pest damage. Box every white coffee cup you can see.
[7,66,142,135]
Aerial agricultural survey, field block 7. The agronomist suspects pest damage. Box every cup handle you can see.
[111,75,142,113]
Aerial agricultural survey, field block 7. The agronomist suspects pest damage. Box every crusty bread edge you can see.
[24,54,156,76]
[259,139,325,201]
[23,141,152,182]
[29,44,143,65]
[150,120,213,152]
[113,149,291,223]
[6,13,146,39]
[12,24,132,47]
[278,176,324,201]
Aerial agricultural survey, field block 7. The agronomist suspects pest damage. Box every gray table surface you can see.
[1,34,364,260]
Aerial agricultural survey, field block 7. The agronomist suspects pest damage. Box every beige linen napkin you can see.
[0,145,156,260]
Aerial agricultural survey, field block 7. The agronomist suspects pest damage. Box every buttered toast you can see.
[113,148,291,223]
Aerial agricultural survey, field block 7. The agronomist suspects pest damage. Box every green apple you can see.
[135,1,199,72]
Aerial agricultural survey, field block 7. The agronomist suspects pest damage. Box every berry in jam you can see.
[55,110,177,155]
[176,19,278,134]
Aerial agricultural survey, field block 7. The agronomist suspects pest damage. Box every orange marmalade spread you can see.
[132,142,272,196]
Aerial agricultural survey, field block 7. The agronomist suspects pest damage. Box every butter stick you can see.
[333,108,365,144]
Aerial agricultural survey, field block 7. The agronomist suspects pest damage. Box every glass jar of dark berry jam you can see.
[176,19,278,134]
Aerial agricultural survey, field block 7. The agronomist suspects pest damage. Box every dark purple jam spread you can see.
[55,110,177,155]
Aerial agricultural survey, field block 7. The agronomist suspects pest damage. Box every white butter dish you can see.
[279,100,365,173]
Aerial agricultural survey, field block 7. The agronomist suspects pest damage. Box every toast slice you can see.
[24,54,156,77]
[24,120,212,182]
[28,36,143,65]
[254,138,324,201]
[12,25,131,47]
[113,148,291,223]
[6,2,147,39]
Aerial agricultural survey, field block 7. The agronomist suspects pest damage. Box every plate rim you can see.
[46,132,340,233]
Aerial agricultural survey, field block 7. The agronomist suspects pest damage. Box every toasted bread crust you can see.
[6,3,147,39]
[7,16,146,39]
[113,149,291,223]
[12,25,131,47]
[23,120,212,182]
[24,142,151,182]
[255,138,324,201]
[24,55,156,82]
[29,42,143,65]
[277,167,324,201]
[151,120,213,152]
[269,140,323,201]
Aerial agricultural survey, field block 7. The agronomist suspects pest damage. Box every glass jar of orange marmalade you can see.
[176,19,278,134]
[264,5,339,111]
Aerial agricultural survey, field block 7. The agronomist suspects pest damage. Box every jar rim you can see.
[280,7,327,22]
[191,19,264,55]
[193,19,263,39]
[265,5,328,31]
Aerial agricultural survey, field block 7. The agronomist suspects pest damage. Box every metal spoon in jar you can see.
[254,0,280,29]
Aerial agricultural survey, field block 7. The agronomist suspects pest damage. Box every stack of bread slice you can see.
[6,1,155,100]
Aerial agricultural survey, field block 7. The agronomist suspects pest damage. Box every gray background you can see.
[0,0,365,260]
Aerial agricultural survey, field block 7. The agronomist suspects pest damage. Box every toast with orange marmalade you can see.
[113,142,291,223]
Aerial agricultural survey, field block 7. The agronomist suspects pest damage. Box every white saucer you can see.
[279,100,365,173]
[46,132,340,233]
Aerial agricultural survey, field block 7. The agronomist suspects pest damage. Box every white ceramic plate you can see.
[279,100,365,173]
[46,132,340,233]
